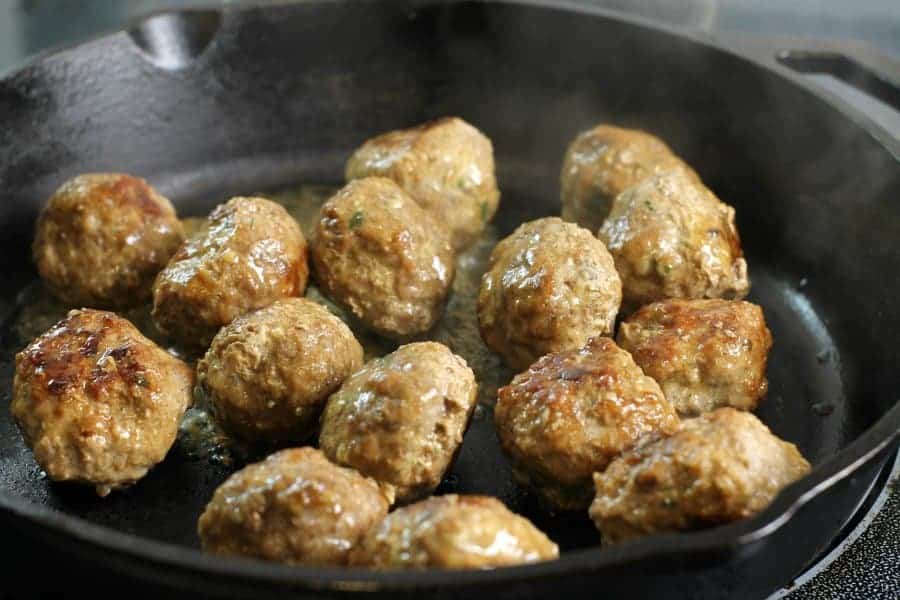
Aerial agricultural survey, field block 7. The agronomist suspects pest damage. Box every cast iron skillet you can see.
[1,1,899,598]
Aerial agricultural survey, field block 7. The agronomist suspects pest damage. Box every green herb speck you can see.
[480,202,489,222]
[349,211,364,229]
[644,200,655,212]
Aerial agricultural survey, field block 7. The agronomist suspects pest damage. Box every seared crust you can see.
[495,337,680,510]
[319,342,477,504]
[345,117,500,249]
[12,309,193,496]
[561,125,699,231]
[311,177,455,339]
[33,173,184,308]
[589,408,811,543]
[152,196,308,350]
[198,447,389,565]
[617,299,772,416]
[598,171,749,307]
[349,494,558,569]
[197,298,363,443]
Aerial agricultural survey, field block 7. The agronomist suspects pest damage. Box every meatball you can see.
[311,177,455,339]
[32,173,184,308]
[152,196,308,350]
[345,117,500,250]
[319,342,477,504]
[477,217,622,370]
[349,495,558,569]
[198,447,390,565]
[598,170,749,307]
[617,299,772,416]
[495,336,680,510]
[197,298,363,444]
[589,408,811,543]
[560,125,699,231]
[11,309,193,496]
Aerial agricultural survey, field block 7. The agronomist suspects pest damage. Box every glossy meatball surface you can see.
[477,217,622,370]
[349,494,558,569]
[598,171,749,307]
[319,342,477,504]
[311,177,455,339]
[198,448,389,565]
[495,336,680,510]
[617,299,772,416]
[12,309,193,496]
[152,196,308,351]
[33,173,184,308]
[345,117,500,249]
[197,298,363,444]
[589,408,810,543]
[561,125,699,232]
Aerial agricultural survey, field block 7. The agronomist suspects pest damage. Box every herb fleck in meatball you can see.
[477,217,621,370]
[495,336,680,510]
[152,196,308,351]
[12,309,193,496]
[32,173,184,308]
[319,342,477,504]
[350,494,558,569]
[346,117,500,249]
[197,298,363,444]
[617,299,772,416]
[198,448,390,565]
[590,408,810,543]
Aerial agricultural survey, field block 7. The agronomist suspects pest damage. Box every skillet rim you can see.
[0,0,898,590]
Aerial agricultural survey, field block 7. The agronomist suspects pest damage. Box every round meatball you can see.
[345,117,500,250]
[12,309,193,496]
[598,171,749,307]
[319,342,477,504]
[197,298,363,444]
[198,447,390,565]
[152,196,308,350]
[311,177,455,339]
[349,495,558,569]
[560,125,699,231]
[477,217,622,370]
[589,408,811,544]
[617,299,773,416]
[32,173,184,308]
[495,336,680,511]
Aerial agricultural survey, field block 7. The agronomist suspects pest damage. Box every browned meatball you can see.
[495,336,680,510]
[349,495,558,569]
[319,342,477,504]
[197,298,363,444]
[152,196,308,350]
[11,309,193,496]
[32,173,184,308]
[560,125,699,232]
[345,117,500,250]
[617,299,773,416]
[198,447,390,565]
[477,217,622,370]
[598,171,749,307]
[589,408,811,543]
[311,177,455,339]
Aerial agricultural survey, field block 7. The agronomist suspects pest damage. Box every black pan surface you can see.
[0,1,898,598]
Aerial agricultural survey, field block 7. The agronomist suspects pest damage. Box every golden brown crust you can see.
[617,299,772,416]
[349,494,558,569]
[311,177,455,339]
[345,117,500,250]
[32,173,184,308]
[152,196,308,350]
[198,447,389,565]
[494,337,680,510]
[477,217,622,371]
[12,309,193,496]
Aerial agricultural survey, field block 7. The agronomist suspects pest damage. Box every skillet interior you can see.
[0,0,898,591]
